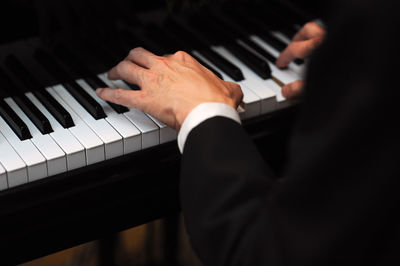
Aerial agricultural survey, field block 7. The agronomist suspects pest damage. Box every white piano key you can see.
[76,79,142,154]
[250,35,305,76]
[25,92,86,170]
[4,98,67,177]
[147,114,177,144]
[0,163,7,191]
[271,31,291,45]
[47,87,105,165]
[192,50,261,119]
[53,84,123,159]
[0,131,28,188]
[98,74,163,148]
[212,46,278,114]
[0,116,47,181]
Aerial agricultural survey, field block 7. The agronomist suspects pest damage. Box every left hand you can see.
[276,21,326,99]
[96,47,243,130]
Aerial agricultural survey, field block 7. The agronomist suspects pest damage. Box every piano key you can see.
[223,42,272,80]
[34,49,107,120]
[61,81,107,120]
[146,114,177,144]
[192,54,224,80]
[3,55,75,128]
[192,51,261,119]
[237,40,300,85]
[249,35,304,76]
[98,74,160,149]
[0,115,48,181]
[12,95,53,134]
[189,16,273,80]
[0,100,32,140]
[0,69,53,134]
[196,48,244,81]
[33,90,75,128]
[224,7,288,52]
[46,87,105,165]
[83,76,130,114]
[212,46,277,114]
[25,92,86,170]
[52,84,123,159]
[76,79,142,154]
[4,98,67,176]
[0,131,28,188]
[165,18,244,81]
[0,163,6,191]
[52,45,130,115]
[143,23,224,80]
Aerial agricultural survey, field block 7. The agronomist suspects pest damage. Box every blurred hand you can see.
[276,21,326,99]
[96,47,243,130]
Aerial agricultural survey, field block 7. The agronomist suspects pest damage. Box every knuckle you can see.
[173,50,191,61]
[113,89,124,101]
[117,60,130,73]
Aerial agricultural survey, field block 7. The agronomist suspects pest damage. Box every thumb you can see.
[282,80,304,99]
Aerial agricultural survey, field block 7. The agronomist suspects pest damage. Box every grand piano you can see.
[0,0,321,264]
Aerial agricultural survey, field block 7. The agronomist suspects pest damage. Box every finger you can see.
[107,60,149,87]
[276,37,323,68]
[282,80,304,99]
[292,21,325,42]
[96,87,147,110]
[125,47,159,69]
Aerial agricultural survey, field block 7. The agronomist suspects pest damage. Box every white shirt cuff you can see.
[177,103,241,153]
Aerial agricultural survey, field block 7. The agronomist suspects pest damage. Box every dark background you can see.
[0,0,324,45]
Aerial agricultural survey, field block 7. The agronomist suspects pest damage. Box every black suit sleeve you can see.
[180,1,400,265]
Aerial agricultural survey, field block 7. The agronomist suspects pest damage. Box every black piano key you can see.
[53,46,129,114]
[223,8,287,52]
[33,48,107,120]
[201,49,244,81]
[84,76,129,114]
[0,100,32,140]
[294,58,305,65]
[0,66,53,134]
[124,82,140,91]
[224,42,272,79]
[4,55,75,128]
[189,15,272,79]
[208,12,288,69]
[33,90,74,128]
[192,54,223,80]
[247,3,298,39]
[224,9,305,66]
[165,18,244,81]
[12,95,53,134]
[62,81,106,119]
[142,23,224,80]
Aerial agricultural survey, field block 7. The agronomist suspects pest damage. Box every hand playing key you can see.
[96,47,243,130]
[276,21,326,99]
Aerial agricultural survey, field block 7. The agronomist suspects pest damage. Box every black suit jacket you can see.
[180,1,400,265]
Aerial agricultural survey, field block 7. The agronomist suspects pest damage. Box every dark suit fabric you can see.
[180,1,400,265]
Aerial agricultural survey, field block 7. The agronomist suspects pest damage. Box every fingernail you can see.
[96,88,103,95]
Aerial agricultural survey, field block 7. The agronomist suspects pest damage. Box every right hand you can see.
[96,48,243,131]
[276,21,326,99]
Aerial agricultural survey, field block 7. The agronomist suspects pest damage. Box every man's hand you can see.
[96,47,243,130]
[276,21,326,99]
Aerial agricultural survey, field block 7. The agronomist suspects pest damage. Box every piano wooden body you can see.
[0,0,320,264]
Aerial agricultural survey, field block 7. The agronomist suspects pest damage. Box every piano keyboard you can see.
[0,7,307,191]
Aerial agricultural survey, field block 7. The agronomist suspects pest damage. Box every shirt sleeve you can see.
[177,103,241,153]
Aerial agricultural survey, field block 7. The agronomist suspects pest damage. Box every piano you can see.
[0,0,320,264]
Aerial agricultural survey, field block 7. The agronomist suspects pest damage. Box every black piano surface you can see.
[0,0,320,264]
